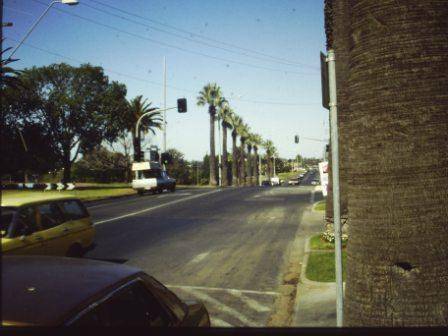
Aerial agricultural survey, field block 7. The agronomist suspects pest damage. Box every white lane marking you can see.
[211,318,233,327]
[93,189,221,225]
[189,252,210,264]
[182,288,259,326]
[166,285,280,297]
[88,198,137,209]
[226,290,271,313]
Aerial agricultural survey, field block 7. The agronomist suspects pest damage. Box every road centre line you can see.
[93,189,221,225]
[166,284,280,296]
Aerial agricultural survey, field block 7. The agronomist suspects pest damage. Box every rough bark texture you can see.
[209,110,217,186]
[231,132,238,186]
[344,0,448,326]
[222,123,229,186]
[326,0,351,233]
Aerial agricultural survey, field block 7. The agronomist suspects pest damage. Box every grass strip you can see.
[314,200,326,211]
[306,251,347,282]
[2,189,136,202]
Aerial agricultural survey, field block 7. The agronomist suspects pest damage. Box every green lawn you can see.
[306,251,347,282]
[314,200,326,211]
[310,234,347,250]
[2,188,136,202]
[278,170,306,181]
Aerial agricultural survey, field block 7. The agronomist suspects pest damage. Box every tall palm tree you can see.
[246,134,254,186]
[219,102,233,186]
[250,133,263,186]
[341,0,448,326]
[228,113,243,186]
[126,96,162,162]
[263,140,276,181]
[197,83,222,186]
[237,123,250,186]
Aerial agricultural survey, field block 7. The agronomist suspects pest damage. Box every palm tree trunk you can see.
[209,110,217,186]
[344,0,448,326]
[254,147,259,185]
[325,0,350,243]
[239,139,246,186]
[222,123,229,186]
[231,132,238,186]
[246,145,253,186]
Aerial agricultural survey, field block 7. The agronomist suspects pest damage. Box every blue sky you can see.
[4,0,328,161]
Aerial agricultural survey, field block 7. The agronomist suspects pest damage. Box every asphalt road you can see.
[85,171,321,327]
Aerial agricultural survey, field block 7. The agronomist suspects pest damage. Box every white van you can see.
[131,161,176,195]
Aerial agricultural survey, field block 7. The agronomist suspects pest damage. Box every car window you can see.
[143,275,187,322]
[59,200,89,220]
[73,281,172,327]
[38,203,65,230]
[1,207,16,238]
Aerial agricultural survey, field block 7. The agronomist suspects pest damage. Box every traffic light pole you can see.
[135,106,177,162]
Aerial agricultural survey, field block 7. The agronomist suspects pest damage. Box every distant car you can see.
[288,178,300,185]
[261,180,271,187]
[1,195,95,257]
[270,177,280,186]
[1,256,211,327]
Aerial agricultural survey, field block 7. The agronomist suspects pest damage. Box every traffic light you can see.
[177,98,187,113]
[161,152,173,165]
[294,135,299,144]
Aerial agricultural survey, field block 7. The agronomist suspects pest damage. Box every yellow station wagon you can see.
[1,195,95,257]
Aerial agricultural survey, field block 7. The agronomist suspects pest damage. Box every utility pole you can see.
[327,49,344,327]
[273,154,276,176]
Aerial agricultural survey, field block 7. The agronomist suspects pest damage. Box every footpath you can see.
[292,201,338,327]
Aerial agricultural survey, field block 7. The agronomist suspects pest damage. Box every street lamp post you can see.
[7,0,79,61]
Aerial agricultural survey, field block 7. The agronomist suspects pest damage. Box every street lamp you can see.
[7,0,79,61]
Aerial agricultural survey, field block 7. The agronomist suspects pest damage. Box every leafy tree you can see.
[4,63,129,182]
[72,147,128,182]
[165,148,192,185]
[197,83,222,186]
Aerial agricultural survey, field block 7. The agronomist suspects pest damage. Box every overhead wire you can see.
[30,0,316,76]
[6,37,320,108]
[88,0,318,69]
[81,1,309,69]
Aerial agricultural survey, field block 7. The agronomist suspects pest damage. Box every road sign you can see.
[320,52,330,110]
[66,183,75,190]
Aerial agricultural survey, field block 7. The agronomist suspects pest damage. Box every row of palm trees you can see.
[197,83,277,186]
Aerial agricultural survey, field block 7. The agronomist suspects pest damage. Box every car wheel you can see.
[157,188,163,194]
[138,190,145,196]
[170,184,176,192]
[66,244,83,258]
